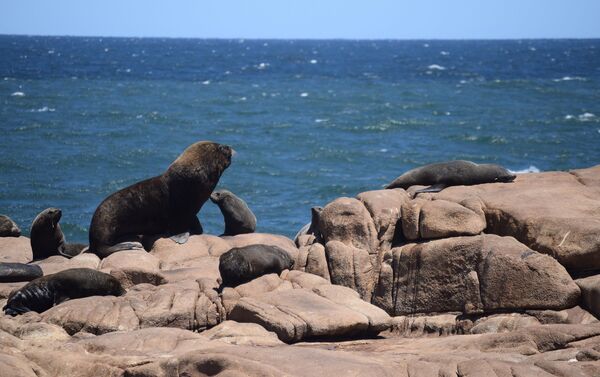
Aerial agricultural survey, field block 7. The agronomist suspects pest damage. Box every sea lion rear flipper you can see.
[414,183,447,195]
[170,232,190,244]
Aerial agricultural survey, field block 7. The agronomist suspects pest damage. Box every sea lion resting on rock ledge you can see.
[2,268,124,316]
[385,160,516,194]
[0,262,43,283]
[219,244,294,288]
[0,214,21,237]
[88,141,234,258]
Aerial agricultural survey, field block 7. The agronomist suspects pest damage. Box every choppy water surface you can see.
[1,36,599,242]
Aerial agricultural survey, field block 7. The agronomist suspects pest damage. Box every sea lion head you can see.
[0,215,21,237]
[210,189,234,204]
[480,164,517,183]
[166,141,234,182]
[32,208,62,231]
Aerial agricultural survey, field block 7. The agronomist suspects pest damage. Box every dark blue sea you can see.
[1,36,599,243]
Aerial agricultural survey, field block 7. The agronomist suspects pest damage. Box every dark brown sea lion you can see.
[219,244,294,288]
[89,141,233,258]
[0,262,43,283]
[293,206,323,244]
[0,214,21,237]
[2,268,125,316]
[385,160,516,194]
[30,208,87,260]
[210,189,256,236]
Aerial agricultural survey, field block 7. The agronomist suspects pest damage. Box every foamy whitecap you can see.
[510,166,541,174]
[202,80,211,85]
[427,64,446,71]
[300,92,309,97]
[11,91,25,97]
[440,51,450,56]
[310,59,318,64]
[553,76,586,82]
[29,106,55,112]
[315,118,328,123]
[578,113,596,121]
[565,115,575,120]
[257,62,269,70]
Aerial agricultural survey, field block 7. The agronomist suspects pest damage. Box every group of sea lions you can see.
[1,141,516,316]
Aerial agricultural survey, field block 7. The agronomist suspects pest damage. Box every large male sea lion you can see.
[89,141,233,258]
[30,208,87,260]
[0,215,21,237]
[210,189,256,236]
[2,268,125,316]
[385,160,516,194]
[219,244,294,288]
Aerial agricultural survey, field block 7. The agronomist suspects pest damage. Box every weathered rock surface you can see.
[31,253,100,275]
[436,165,600,272]
[325,240,373,300]
[319,197,378,253]
[373,234,580,315]
[577,275,600,320]
[0,236,32,264]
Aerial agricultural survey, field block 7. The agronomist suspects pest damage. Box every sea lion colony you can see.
[0,141,515,315]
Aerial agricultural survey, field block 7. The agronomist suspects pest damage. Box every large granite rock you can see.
[401,197,486,240]
[373,234,580,315]
[0,236,32,263]
[577,275,600,319]
[225,270,390,343]
[319,197,378,253]
[436,165,600,272]
[325,240,373,301]
[31,254,100,275]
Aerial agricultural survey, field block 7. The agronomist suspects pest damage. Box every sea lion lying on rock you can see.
[219,244,294,288]
[0,214,21,237]
[30,208,87,260]
[0,262,43,283]
[385,160,516,194]
[210,189,257,236]
[2,268,125,316]
[89,141,234,258]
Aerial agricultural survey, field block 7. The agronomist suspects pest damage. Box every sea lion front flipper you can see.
[170,232,190,244]
[414,183,448,195]
[105,242,144,254]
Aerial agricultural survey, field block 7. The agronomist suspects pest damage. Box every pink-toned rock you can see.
[109,268,166,289]
[149,234,230,270]
[325,241,373,301]
[319,197,378,253]
[305,243,330,282]
[436,166,600,272]
[373,234,580,315]
[31,253,100,275]
[202,320,283,346]
[419,199,486,239]
[99,250,160,272]
[0,236,32,263]
[0,282,26,299]
[357,188,409,251]
[576,275,600,320]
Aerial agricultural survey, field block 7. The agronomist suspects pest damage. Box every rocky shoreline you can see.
[2,164,600,376]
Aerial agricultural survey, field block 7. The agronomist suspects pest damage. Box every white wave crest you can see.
[427,64,446,71]
[310,59,318,64]
[11,91,25,97]
[28,106,55,113]
[553,76,586,82]
[510,166,541,174]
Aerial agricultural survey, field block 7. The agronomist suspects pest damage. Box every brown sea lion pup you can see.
[0,214,21,237]
[218,244,294,288]
[2,268,125,316]
[210,189,256,236]
[30,208,87,260]
[385,160,516,194]
[89,141,234,258]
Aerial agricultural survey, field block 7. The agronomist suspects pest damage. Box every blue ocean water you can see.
[0,36,599,243]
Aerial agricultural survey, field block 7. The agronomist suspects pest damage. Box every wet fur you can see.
[210,189,256,236]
